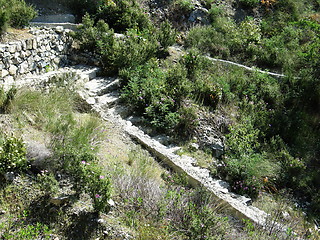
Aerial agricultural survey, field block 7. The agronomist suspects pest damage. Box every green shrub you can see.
[121,59,182,131]
[0,135,28,175]
[96,0,151,32]
[162,187,229,239]
[239,0,260,8]
[62,151,111,212]
[156,20,177,53]
[0,0,36,30]
[9,0,37,28]
[0,87,17,113]
[71,0,151,32]
[75,15,158,75]
[186,25,230,58]
[173,0,195,13]
[0,8,9,33]
[120,59,167,113]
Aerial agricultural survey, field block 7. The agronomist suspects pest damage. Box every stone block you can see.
[1,69,9,77]
[32,39,37,49]
[8,45,16,53]
[26,39,33,50]
[21,40,27,50]
[0,44,6,52]
[16,42,22,51]
[19,61,29,74]
[9,65,18,75]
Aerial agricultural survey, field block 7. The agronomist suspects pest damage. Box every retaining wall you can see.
[0,27,72,88]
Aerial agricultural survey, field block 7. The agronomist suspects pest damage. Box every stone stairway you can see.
[76,66,289,234]
[6,64,289,236]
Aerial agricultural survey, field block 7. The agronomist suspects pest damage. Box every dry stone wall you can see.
[0,27,72,88]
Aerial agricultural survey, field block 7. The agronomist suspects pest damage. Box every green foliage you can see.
[35,171,59,194]
[95,0,151,32]
[173,0,195,13]
[10,81,111,213]
[0,0,36,31]
[0,135,27,175]
[120,59,181,131]
[3,222,52,240]
[70,0,151,32]
[186,25,230,58]
[156,20,177,52]
[239,0,260,8]
[0,7,9,33]
[162,187,229,239]
[62,151,111,212]
[75,15,158,75]
[0,87,17,113]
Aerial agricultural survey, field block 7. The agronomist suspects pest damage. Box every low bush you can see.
[62,151,111,212]
[75,15,171,75]
[70,0,151,32]
[0,135,28,176]
[0,7,9,33]
[239,0,260,8]
[0,0,36,32]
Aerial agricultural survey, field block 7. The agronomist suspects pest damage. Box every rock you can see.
[97,218,105,224]
[32,14,76,24]
[281,211,290,220]
[49,196,69,206]
[26,141,52,170]
[8,44,16,53]
[107,198,115,207]
[26,39,33,50]
[1,69,9,77]
[8,65,18,75]
[55,26,64,33]
[4,172,15,182]
[188,7,209,24]
[210,139,224,157]
[19,61,29,74]
[189,142,199,151]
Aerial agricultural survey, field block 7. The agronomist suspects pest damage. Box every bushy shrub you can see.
[63,151,111,212]
[70,0,151,32]
[0,135,28,175]
[95,0,151,32]
[161,187,229,239]
[239,0,260,8]
[75,15,158,75]
[0,8,9,33]
[0,0,36,31]
[8,0,37,28]
[185,25,230,58]
[121,59,182,131]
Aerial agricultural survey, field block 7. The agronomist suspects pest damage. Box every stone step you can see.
[29,22,79,31]
[84,77,120,97]
[5,65,100,91]
[95,92,120,108]
[32,14,76,23]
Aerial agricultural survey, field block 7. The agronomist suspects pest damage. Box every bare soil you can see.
[0,28,33,44]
